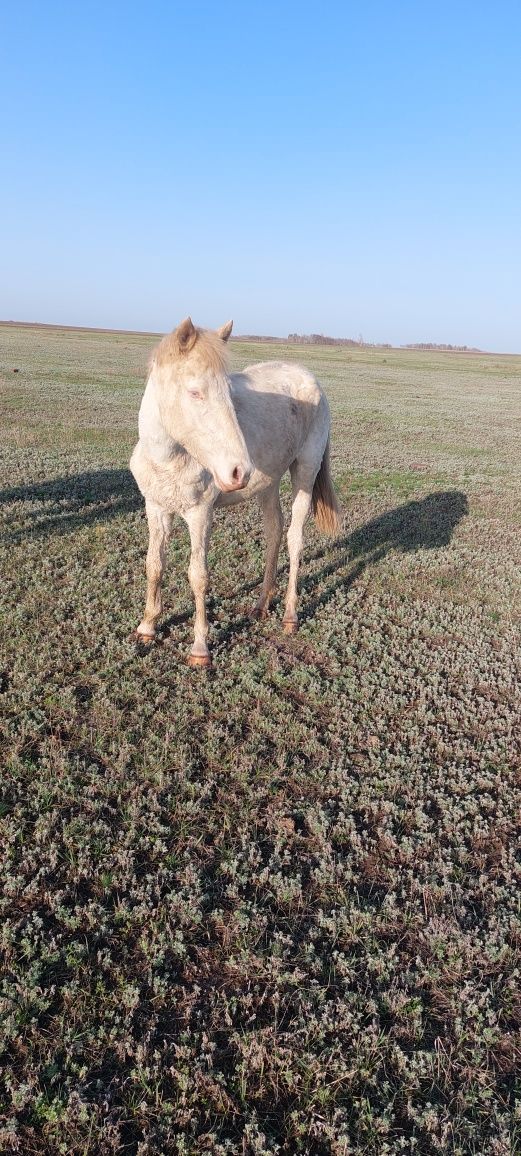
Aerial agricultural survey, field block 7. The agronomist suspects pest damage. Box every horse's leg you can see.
[136,500,173,641]
[282,466,314,634]
[183,503,213,668]
[252,485,284,619]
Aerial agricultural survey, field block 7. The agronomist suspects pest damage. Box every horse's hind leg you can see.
[282,465,314,634]
[136,500,173,641]
[252,486,284,620]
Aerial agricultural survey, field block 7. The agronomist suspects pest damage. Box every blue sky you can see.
[1,1,520,350]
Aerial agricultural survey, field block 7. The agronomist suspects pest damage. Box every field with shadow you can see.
[1,324,520,1154]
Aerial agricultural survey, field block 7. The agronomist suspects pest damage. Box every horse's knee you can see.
[188,561,208,597]
[146,561,162,583]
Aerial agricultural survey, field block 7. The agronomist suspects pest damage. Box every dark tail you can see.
[312,437,341,536]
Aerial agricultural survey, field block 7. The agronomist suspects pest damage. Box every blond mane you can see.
[152,326,229,375]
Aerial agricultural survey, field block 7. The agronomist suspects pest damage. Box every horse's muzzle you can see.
[215,464,251,492]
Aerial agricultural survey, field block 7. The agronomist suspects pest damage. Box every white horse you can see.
[130,317,340,666]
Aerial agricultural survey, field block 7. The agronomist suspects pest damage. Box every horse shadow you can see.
[214,489,469,646]
[0,468,142,542]
[297,489,469,620]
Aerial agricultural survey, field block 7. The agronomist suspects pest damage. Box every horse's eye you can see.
[188,389,203,400]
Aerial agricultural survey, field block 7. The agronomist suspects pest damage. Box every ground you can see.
[1,324,520,1154]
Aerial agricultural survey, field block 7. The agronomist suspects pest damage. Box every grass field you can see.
[1,323,520,1155]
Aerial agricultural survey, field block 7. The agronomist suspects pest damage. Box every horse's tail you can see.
[312,437,341,536]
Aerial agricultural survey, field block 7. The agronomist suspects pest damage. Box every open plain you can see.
[1,324,520,1154]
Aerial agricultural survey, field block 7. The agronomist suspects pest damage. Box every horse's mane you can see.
[152,327,229,375]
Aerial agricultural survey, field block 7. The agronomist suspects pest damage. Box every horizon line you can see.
[1,318,518,357]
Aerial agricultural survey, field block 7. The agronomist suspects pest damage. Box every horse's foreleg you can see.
[252,486,284,619]
[283,484,312,634]
[136,500,173,641]
[183,504,213,668]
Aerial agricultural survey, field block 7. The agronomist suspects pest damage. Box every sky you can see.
[1,1,520,351]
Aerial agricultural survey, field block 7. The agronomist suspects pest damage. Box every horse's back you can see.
[237,360,323,404]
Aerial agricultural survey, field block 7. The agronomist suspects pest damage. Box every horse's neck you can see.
[138,373,184,465]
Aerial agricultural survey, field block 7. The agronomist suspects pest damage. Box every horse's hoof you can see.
[283,619,298,635]
[132,630,156,645]
[251,606,268,621]
[187,653,212,668]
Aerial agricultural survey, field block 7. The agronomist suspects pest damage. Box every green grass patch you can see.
[337,468,443,498]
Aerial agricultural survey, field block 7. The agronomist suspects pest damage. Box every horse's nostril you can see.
[232,466,242,484]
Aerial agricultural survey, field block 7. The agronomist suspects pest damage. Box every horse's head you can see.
[152,317,251,492]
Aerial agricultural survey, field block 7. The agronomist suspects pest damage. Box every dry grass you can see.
[1,325,520,1154]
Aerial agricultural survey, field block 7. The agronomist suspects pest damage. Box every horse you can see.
[130,317,340,666]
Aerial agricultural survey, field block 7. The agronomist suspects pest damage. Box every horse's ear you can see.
[176,316,197,352]
[216,320,233,342]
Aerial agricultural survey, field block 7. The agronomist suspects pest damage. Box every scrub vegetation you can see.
[1,324,520,1154]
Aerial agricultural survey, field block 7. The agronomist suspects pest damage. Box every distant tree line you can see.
[233,335,483,352]
[287,334,392,348]
[403,343,481,351]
